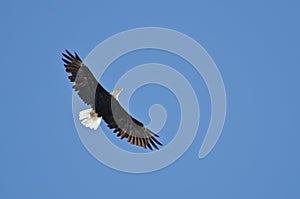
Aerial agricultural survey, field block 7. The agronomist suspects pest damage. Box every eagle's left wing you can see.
[62,49,109,109]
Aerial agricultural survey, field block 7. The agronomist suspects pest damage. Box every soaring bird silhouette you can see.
[62,50,162,150]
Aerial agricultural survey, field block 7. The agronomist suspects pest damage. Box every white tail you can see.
[79,108,102,130]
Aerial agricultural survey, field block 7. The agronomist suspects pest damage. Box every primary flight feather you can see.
[62,50,162,150]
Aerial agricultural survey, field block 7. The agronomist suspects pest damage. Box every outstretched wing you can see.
[105,97,163,150]
[62,50,109,109]
[62,50,162,150]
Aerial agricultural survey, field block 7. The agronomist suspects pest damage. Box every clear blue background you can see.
[1,0,299,198]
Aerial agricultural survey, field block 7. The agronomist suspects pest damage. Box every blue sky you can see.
[1,0,300,198]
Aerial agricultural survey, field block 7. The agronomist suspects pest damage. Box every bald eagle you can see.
[62,50,162,150]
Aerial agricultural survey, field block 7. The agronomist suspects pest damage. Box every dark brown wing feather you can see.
[62,50,162,150]
[62,50,108,109]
